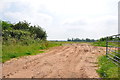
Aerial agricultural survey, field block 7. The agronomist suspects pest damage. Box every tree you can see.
[2,21,12,30]
[67,38,71,41]
[13,21,30,30]
[2,20,47,42]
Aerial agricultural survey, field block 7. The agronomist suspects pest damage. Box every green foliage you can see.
[2,30,31,42]
[2,21,12,30]
[29,25,47,40]
[2,20,47,42]
[99,36,120,41]
[97,56,118,78]
[13,21,30,30]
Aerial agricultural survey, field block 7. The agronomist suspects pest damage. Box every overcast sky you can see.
[0,0,119,40]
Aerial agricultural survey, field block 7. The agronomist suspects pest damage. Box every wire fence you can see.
[106,34,120,67]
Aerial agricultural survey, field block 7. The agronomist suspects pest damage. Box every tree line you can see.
[67,35,120,42]
[98,36,120,41]
[2,20,47,44]
[67,38,96,42]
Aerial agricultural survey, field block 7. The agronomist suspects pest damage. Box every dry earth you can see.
[2,43,106,78]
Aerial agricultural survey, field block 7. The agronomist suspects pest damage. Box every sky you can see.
[0,0,119,40]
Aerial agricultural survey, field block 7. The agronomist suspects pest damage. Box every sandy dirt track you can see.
[2,43,106,78]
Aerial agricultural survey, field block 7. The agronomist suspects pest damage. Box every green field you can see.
[91,41,119,47]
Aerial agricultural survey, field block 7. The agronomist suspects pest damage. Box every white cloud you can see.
[60,15,118,39]
[3,12,53,29]
[63,18,87,26]
[0,0,119,40]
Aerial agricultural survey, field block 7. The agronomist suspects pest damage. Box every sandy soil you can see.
[2,43,106,78]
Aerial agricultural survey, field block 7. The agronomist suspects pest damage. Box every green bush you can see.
[2,21,47,42]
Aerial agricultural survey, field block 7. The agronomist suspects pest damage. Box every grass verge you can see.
[97,55,118,78]
[91,41,119,78]
[2,41,62,63]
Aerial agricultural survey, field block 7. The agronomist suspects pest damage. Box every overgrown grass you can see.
[97,55,118,78]
[2,41,62,63]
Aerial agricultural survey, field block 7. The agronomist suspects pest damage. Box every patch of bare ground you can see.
[2,43,106,78]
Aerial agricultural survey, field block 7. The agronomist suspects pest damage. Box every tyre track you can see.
[2,43,106,78]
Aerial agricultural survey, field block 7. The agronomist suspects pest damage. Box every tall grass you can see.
[97,56,118,78]
[2,41,62,63]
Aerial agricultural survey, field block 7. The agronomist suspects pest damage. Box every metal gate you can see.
[106,34,120,66]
